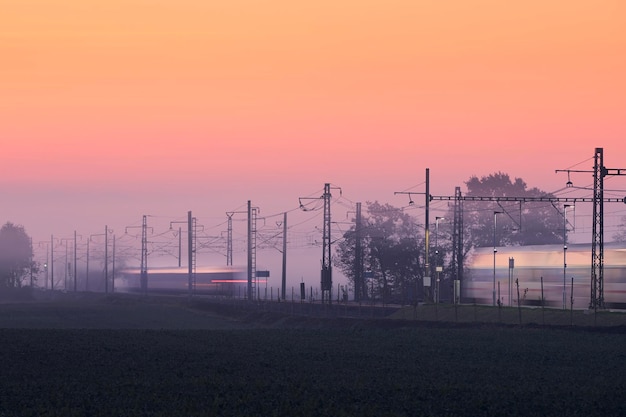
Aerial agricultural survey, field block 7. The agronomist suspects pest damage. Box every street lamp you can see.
[34,241,49,289]
[435,217,444,303]
[50,235,60,291]
[493,211,502,306]
[563,204,571,310]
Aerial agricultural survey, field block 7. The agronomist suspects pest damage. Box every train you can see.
[117,266,255,297]
[464,242,626,309]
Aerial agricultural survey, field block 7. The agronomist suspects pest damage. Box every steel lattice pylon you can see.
[431,146,626,309]
[140,215,148,295]
[187,211,197,298]
[354,202,364,302]
[247,201,258,301]
[226,213,233,266]
[588,148,626,308]
[451,187,463,304]
[321,183,332,304]
[591,148,604,309]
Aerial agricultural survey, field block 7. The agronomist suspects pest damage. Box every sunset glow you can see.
[2,1,625,286]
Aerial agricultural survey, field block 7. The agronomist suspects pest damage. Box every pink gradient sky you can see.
[1,1,625,286]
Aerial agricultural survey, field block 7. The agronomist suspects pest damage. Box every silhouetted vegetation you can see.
[335,201,423,303]
[0,222,36,291]
[460,172,562,247]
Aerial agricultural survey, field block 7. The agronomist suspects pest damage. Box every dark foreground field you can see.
[1,294,625,416]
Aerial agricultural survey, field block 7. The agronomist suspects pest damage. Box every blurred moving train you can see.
[117,266,253,297]
[464,242,626,309]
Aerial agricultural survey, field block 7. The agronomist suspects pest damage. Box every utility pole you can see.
[87,230,108,292]
[188,211,195,299]
[105,225,109,294]
[227,213,234,266]
[451,186,463,304]
[177,227,182,267]
[127,216,154,295]
[435,216,444,304]
[50,234,54,291]
[111,234,116,293]
[354,202,363,302]
[493,211,502,306]
[45,243,49,289]
[281,212,287,301]
[88,230,107,292]
[141,215,148,295]
[225,209,249,267]
[563,204,571,310]
[425,168,430,302]
[73,230,78,292]
[247,201,253,300]
[29,237,34,287]
[299,184,340,305]
[247,201,258,301]
[64,239,68,290]
[591,148,603,309]
[86,238,90,291]
[60,232,81,292]
[321,184,332,305]
[34,241,50,289]
[395,168,431,302]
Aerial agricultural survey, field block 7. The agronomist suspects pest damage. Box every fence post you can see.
[516,278,522,325]
[541,277,546,326]
[570,277,574,326]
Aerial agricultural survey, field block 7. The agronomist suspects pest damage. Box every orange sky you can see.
[1,1,626,283]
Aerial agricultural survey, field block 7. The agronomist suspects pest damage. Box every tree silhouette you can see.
[335,202,423,303]
[0,222,36,289]
[458,172,562,248]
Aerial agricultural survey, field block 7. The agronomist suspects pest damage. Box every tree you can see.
[335,201,423,303]
[458,172,563,248]
[0,222,36,289]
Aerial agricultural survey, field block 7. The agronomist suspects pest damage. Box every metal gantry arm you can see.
[557,147,626,309]
[431,192,625,309]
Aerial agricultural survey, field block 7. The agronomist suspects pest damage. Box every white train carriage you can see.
[464,242,626,309]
